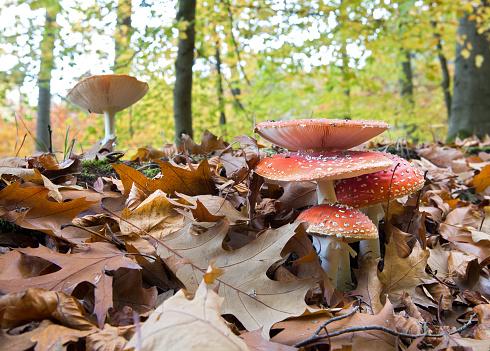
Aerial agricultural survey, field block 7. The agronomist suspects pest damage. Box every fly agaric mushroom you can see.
[254,118,389,152]
[67,74,149,150]
[335,152,425,258]
[254,150,393,204]
[297,204,378,290]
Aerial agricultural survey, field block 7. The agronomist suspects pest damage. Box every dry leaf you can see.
[120,190,186,239]
[472,164,490,193]
[0,243,140,328]
[0,288,95,330]
[152,220,318,338]
[86,324,134,351]
[240,329,297,351]
[130,144,178,163]
[272,300,397,350]
[0,319,52,351]
[378,241,436,307]
[32,323,94,351]
[0,181,97,238]
[473,304,490,340]
[112,159,216,197]
[352,258,384,314]
[125,280,249,351]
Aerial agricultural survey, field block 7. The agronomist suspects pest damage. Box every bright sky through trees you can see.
[0,0,374,105]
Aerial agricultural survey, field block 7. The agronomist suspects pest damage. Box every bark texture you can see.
[449,7,490,140]
[174,0,196,143]
[216,44,226,125]
[36,5,58,152]
[400,50,414,106]
[114,0,134,74]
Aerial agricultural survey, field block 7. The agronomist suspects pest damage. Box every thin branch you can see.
[223,0,251,86]
[294,313,477,348]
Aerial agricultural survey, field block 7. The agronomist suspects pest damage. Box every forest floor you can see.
[0,131,489,351]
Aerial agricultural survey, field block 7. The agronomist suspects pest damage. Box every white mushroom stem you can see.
[102,106,118,148]
[312,235,356,289]
[316,179,337,204]
[359,203,385,259]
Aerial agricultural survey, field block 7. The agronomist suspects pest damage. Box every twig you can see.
[60,223,124,249]
[293,313,477,348]
[314,300,360,336]
[223,0,251,86]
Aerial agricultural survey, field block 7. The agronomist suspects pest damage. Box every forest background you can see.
[0,0,489,157]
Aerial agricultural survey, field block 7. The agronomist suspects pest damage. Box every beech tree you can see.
[448,3,490,140]
[36,2,60,151]
[174,0,196,142]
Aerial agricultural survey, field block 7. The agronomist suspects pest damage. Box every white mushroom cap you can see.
[66,74,149,114]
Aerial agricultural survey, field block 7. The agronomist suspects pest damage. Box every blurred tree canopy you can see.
[0,0,488,156]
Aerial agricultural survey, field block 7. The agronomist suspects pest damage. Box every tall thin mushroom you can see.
[67,74,149,151]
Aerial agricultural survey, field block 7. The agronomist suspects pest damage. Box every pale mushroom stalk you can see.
[298,204,378,292]
[358,204,384,259]
[103,106,118,146]
[316,179,337,204]
[313,235,356,288]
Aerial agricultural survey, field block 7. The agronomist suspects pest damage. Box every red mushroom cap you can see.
[335,152,425,208]
[254,150,393,182]
[254,119,389,151]
[298,204,378,240]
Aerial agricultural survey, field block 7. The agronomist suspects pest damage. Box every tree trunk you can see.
[36,5,58,152]
[432,21,452,120]
[216,44,226,125]
[400,50,414,106]
[174,0,196,144]
[448,6,490,140]
[114,0,134,74]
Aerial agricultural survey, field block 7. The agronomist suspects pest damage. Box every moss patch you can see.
[77,159,120,187]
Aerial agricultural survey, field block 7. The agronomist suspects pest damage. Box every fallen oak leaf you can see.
[0,288,95,330]
[125,280,249,351]
[132,211,318,338]
[0,181,97,238]
[352,258,384,314]
[153,158,217,196]
[86,324,134,351]
[130,144,178,163]
[0,242,140,328]
[378,240,436,308]
[272,300,397,350]
[31,323,94,351]
[471,164,490,193]
[120,190,186,239]
[240,329,298,351]
[0,319,52,351]
[112,158,216,197]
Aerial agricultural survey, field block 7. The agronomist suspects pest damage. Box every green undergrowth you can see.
[77,159,162,187]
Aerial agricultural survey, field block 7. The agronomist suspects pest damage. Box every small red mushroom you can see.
[298,204,377,290]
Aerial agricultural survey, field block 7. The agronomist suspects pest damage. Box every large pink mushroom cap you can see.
[254,119,389,151]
